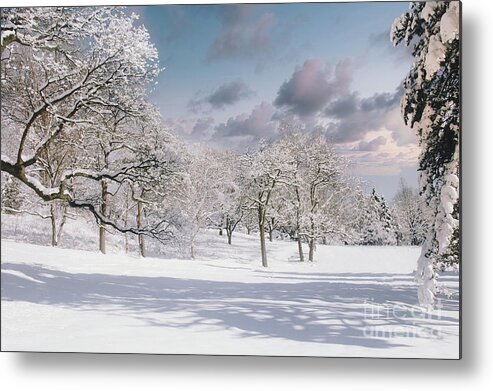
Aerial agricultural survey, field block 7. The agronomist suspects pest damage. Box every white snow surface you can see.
[1,231,459,358]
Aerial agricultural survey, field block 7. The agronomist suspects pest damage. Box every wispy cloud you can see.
[324,85,408,144]
[191,116,215,140]
[357,136,388,151]
[189,79,254,112]
[215,102,276,139]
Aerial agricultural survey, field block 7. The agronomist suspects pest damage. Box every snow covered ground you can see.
[1,227,459,358]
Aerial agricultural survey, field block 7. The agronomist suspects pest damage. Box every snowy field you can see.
[1,223,459,358]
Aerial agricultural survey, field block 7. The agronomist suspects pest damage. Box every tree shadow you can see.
[1,261,459,350]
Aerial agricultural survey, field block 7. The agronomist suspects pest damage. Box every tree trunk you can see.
[322,236,327,245]
[247,226,251,235]
[99,180,108,254]
[268,226,273,242]
[50,203,67,247]
[56,208,67,246]
[308,239,315,262]
[225,217,230,244]
[219,228,223,236]
[124,190,129,254]
[137,199,145,258]
[99,224,106,254]
[258,206,268,267]
[297,235,304,262]
[308,217,315,261]
[50,209,58,247]
[190,242,195,259]
[259,223,268,267]
[124,233,129,254]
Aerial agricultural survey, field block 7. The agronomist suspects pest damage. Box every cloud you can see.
[357,136,387,151]
[207,80,252,108]
[215,102,276,139]
[360,88,401,112]
[274,58,353,117]
[324,92,359,118]
[326,114,380,143]
[206,5,277,62]
[344,144,420,177]
[385,105,417,146]
[161,116,197,136]
[160,116,216,143]
[324,85,412,144]
[188,79,253,113]
[191,117,215,140]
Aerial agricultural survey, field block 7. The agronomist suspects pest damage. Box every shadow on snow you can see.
[1,261,458,349]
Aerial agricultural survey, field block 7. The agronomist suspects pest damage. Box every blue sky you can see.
[130,2,419,199]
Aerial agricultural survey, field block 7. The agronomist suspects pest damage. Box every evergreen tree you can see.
[362,189,398,246]
[1,174,22,213]
[377,191,399,246]
[391,1,460,307]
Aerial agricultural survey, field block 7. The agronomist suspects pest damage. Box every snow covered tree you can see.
[265,195,285,243]
[392,179,431,246]
[122,124,184,257]
[378,191,399,246]
[317,179,360,246]
[391,1,460,307]
[276,130,348,261]
[1,174,22,214]
[360,194,379,246]
[361,189,399,246]
[1,7,168,243]
[179,149,226,258]
[240,140,294,267]
[240,206,258,236]
[1,131,76,247]
[339,183,370,245]
[278,181,306,261]
[76,107,172,254]
[39,140,74,247]
[208,150,246,245]
[262,130,307,261]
